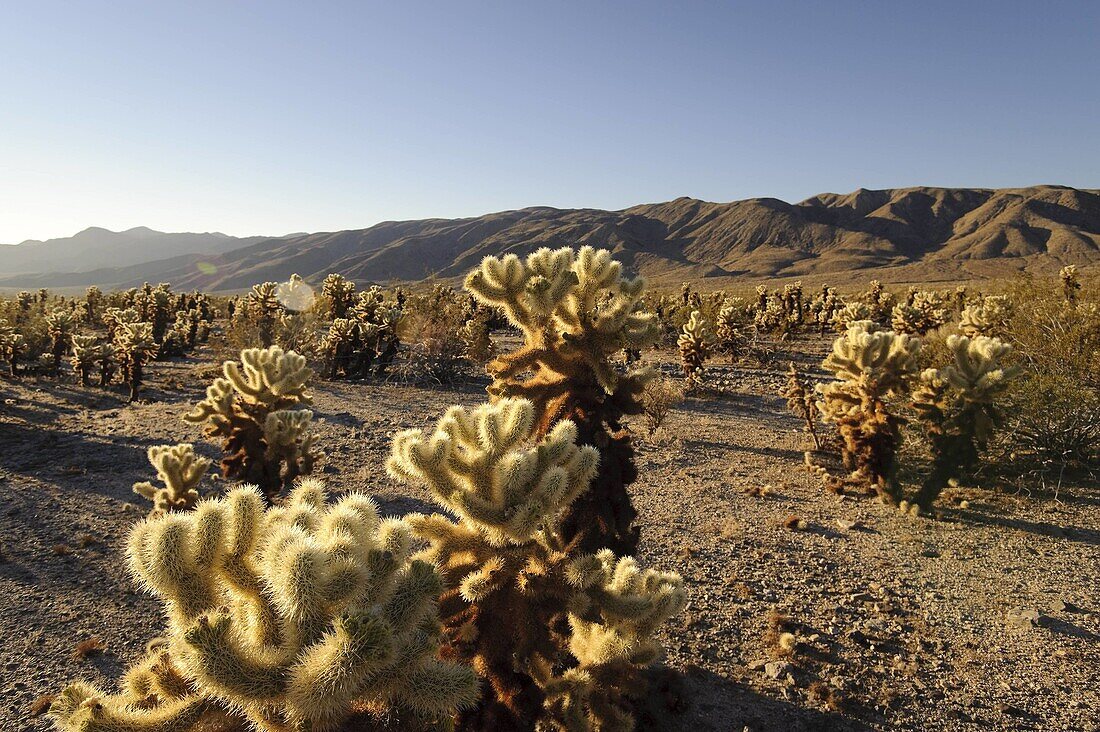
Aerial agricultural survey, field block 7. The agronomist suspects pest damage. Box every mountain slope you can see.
[3,186,1098,290]
[0,227,272,276]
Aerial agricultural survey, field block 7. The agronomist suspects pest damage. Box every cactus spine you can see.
[49,481,478,731]
[463,246,660,555]
[182,346,317,499]
[388,398,685,730]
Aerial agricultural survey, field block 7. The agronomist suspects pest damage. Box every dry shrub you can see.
[640,375,685,435]
[393,289,469,385]
[994,274,1100,481]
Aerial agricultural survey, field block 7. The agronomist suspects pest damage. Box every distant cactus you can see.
[831,301,874,332]
[182,346,316,498]
[678,310,710,390]
[69,334,101,386]
[132,443,211,515]
[459,311,494,367]
[321,272,356,319]
[891,290,949,335]
[715,298,751,356]
[248,282,282,347]
[388,398,685,730]
[1060,264,1081,306]
[49,481,478,730]
[117,321,159,402]
[0,319,26,376]
[818,322,921,500]
[911,335,1020,507]
[959,295,1011,337]
[46,308,77,374]
[464,246,660,554]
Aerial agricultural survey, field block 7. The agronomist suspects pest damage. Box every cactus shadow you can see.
[946,507,1100,547]
[659,666,874,731]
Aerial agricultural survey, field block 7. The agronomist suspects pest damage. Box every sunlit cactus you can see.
[83,285,103,323]
[132,443,211,516]
[861,279,897,324]
[460,311,495,367]
[69,334,101,386]
[322,273,357,319]
[387,398,685,730]
[1060,264,1081,306]
[810,284,839,334]
[117,321,159,402]
[959,295,1011,337]
[248,281,282,347]
[182,346,316,499]
[0,320,26,376]
[715,297,750,356]
[831,301,874,332]
[46,308,77,374]
[911,335,1020,508]
[818,321,921,500]
[49,481,478,731]
[678,310,710,390]
[463,246,660,554]
[891,290,949,335]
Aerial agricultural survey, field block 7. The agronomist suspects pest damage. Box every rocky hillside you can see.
[4,186,1098,289]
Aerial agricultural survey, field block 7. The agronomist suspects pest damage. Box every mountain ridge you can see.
[2,185,1097,290]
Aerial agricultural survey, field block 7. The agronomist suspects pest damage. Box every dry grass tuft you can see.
[71,636,105,661]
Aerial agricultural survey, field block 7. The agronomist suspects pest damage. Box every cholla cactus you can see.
[832,301,874,332]
[69,334,101,386]
[754,295,787,332]
[715,298,750,356]
[49,481,478,730]
[83,285,103,323]
[959,295,1011,337]
[276,273,316,313]
[463,246,660,554]
[183,346,316,498]
[810,285,840,335]
[0,319,26,376]
[862,280,896,324]
[388,399,685,730]
[46,308,77,374]
[248,281,282,347]
[818,322,921,500]
[781,281,804,324]
[321,273,356,319]
[132,443,211,515]
[117,321,159,402]
[678,310,710,390]
[911,335,1020,508]
[779,362,821,450]
[460,311,494,367]
[98,343,116,387]
[891,290,949,335]
[1060,264,1081,305]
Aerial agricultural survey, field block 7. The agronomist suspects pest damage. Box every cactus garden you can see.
[0,256,1097,731]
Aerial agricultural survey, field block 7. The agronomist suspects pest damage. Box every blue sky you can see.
[1,0,1097,242]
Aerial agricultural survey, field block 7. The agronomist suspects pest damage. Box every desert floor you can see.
[1,336,1097,731]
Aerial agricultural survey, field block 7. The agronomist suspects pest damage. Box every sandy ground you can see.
[1,337,1097,731]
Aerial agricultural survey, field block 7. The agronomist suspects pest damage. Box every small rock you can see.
[764,660,792,680]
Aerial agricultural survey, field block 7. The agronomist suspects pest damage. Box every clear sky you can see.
[1,0,1097,243]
